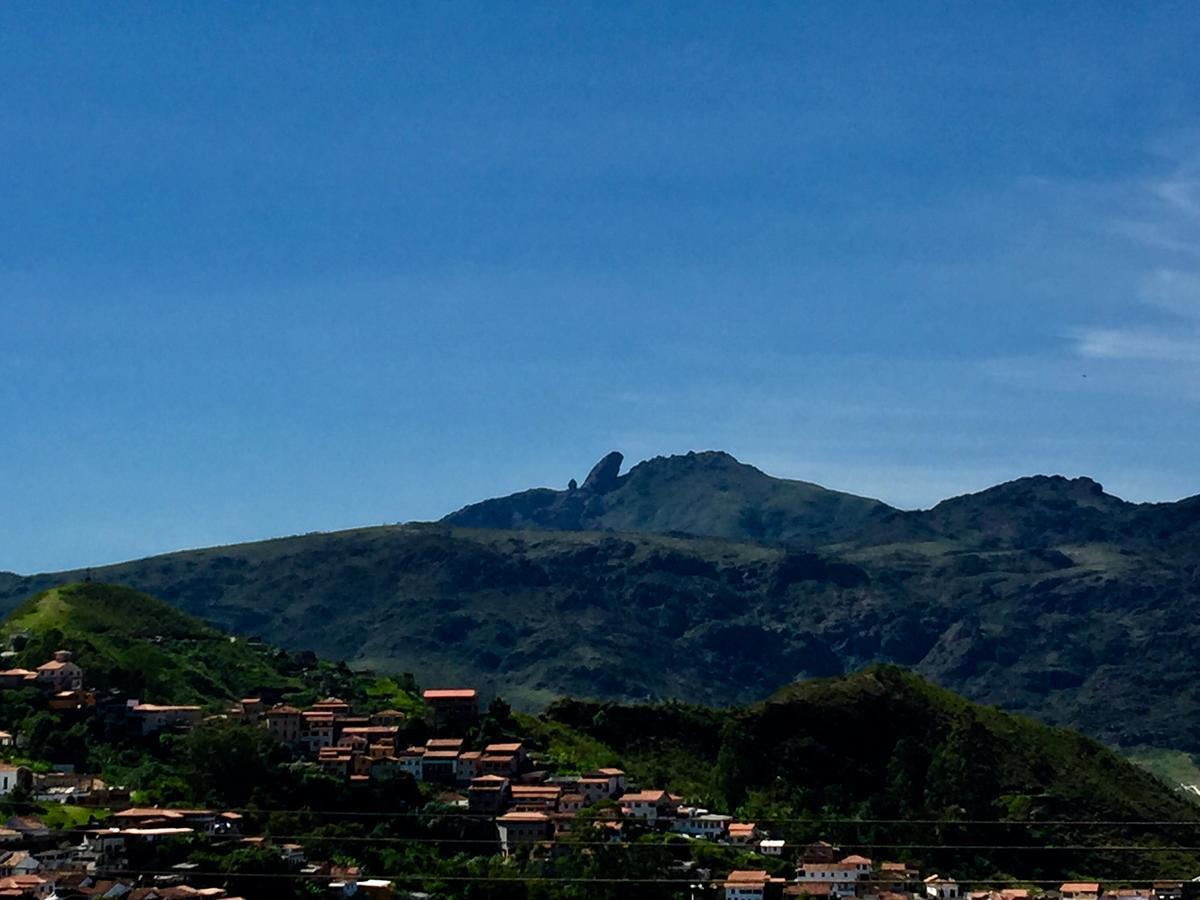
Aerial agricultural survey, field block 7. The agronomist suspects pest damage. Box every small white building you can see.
[495,811,550,856]
[798,862,862,897]
[759,839,785,856]
[0,766,30,797]
[925,875,961,900]
[126,702,202,735]
[672,810,732,839]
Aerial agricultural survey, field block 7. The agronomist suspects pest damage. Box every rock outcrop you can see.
[581,451,624,494]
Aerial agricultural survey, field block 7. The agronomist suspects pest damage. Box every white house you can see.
[798,862,862,897]
[620,789,673,824]
[672,810,732,839]
[724,869,782,900]
[925,875,961,900]
[495,811,550,856]
[0,766,30,797]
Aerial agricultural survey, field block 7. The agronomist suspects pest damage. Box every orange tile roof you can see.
[621,790,669,802]
[726,870,769,884]
[423,688,477,699]
[497,811,549,823]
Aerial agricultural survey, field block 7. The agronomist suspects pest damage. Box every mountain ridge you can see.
[444,449,1200,550]
[4,449,1200,757]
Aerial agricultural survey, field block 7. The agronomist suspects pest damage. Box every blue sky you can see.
[4,3,1200,573]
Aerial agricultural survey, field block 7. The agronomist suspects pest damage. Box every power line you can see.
[252,834,1200,851]
[87,805,1200,827]
[88,868,1200,885]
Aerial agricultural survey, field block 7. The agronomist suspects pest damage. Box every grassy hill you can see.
[0,582,422,713]
[1,582,295,705]
[529,666,1200,881]
[3,450,1200,756]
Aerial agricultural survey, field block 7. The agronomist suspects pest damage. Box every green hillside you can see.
[531,666,1200,881]
[0,582,421,714]
[1,582,295,705]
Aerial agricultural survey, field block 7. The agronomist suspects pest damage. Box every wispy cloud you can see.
[1070,151,1200,368]
[1074,326,1200,363]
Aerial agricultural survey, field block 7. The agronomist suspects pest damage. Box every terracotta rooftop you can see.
[497,811,550,823]
[726,870,769,884]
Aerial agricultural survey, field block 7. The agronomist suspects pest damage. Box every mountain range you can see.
[3,449,1199,753]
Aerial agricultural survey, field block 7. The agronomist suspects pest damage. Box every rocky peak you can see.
[581,451,624,494]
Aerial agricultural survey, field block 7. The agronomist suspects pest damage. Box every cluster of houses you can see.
[4,666,1195,900]
[0,651,94,713]
[0,649,203,735]
[720,860,1191,900]
[0,807,405,899]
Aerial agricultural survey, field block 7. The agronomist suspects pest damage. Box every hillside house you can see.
[760,839,786,856]
[0,873,48,897]
[577,776,614,803]
[370,708,405,727]
[229,697,265,722]
[485,742,527,766]
[0,767,31,798]
[397,746,425,779]
[34,651,83,691]
[265,705,303,745]
[841,855,873,876]
[311,697,352,716]
[300,711,335,752]
[421,749,460,785]
[126,702,202,735]
[423,688,478,731]
[620,789,674,824]
[925,875,961,900]
[4,817,48,840]
[0,732,12,748]
[558,792,586,815]
[480,753,519,777]
[797,862,862,897]
[672,810,732,839]
[79,829,128,870]
[724,869,785,900]
[588,767,626,795]
[0,670,36,689]
[510,784,562,812]
[468,775,510,814]
[495,811,551,855]
[0,850,42,877]
[456,750,483,783]
[729,822,760,844]
[1061,884,1102,900]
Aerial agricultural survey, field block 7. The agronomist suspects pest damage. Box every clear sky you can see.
[4,3,1200,573]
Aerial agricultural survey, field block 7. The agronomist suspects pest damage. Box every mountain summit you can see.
[442,450,894,545]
